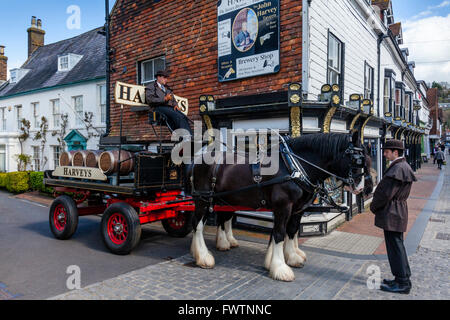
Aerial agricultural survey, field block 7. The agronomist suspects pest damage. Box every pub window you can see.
[383,78,391,114]
[401,89,405,119]
[364,63,374,100]
[139,56,166,85]
[327,33,343,85]
[394,89,401,118]
[405,93,412,123]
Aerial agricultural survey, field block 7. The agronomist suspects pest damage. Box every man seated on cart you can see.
[145,70,192,134]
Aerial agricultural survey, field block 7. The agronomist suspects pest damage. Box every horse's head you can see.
[339,131,374,196]
[287,132,374,196]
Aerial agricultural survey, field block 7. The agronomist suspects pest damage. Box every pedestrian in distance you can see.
[435,148,445,170]
[370,139,417,294]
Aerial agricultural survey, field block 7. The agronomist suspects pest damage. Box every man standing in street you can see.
[370,139,417,294]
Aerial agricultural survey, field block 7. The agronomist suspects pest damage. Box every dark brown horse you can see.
[187,132,373,281]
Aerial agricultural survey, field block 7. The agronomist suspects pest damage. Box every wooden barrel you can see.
[72,150,92,167]
[98,150,134,175]
[85,150,103,168]
[59,151,77,167]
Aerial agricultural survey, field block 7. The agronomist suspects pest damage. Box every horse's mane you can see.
[287,133,351,159]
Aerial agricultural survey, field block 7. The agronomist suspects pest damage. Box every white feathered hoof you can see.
[296,248,307,262]
[269,241,295,281]
[228,238,239,248]
[264,241,274,271]
[216,228,231,251]
[286,253,305,268]
[196,250,215,269]
[269,263,295,282]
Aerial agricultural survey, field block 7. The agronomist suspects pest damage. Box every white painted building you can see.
[0,21,106,172]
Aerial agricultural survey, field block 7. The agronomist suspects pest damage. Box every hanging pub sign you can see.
[114,81,189,116]
[218,0,280,82]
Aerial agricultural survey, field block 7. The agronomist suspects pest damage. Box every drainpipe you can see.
[377,32,389,177]
[104,0,111,137]
[301,0,311,98]
[377,33,389,116]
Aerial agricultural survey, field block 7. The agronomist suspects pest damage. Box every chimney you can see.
[27,16,45,58]
[0,45,7,82]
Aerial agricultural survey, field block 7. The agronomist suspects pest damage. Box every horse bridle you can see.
[284,143,367,190]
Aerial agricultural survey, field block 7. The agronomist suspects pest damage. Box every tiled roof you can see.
[0,27,105,98]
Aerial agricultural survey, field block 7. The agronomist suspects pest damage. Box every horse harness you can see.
[189,135,366,213]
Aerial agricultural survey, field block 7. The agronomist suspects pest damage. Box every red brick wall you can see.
[109,0,303,142]
[427,88,439,136]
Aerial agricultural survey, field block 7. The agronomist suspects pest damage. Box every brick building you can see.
[427,88,442,152]
[108,0,302,142]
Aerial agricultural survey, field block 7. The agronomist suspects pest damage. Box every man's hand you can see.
[174,104,181,111]
[164,93,173,102]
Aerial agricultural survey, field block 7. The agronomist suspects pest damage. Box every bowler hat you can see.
[155,70,170,78]
[382,139,405,150]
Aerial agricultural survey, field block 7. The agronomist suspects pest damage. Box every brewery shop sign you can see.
[114,81,189,116]
[218,0,280,82]
[53,166,108,181]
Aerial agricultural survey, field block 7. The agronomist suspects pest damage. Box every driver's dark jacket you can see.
[370,157,417,233]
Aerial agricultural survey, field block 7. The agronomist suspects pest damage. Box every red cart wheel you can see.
[162,211,193,238]
[101,202,141,255]
[49,195,79,240]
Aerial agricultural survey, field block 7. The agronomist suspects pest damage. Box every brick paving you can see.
[13,191,53,207]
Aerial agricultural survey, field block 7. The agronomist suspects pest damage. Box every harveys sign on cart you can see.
[53,166,108,181]
[114,81,189,116]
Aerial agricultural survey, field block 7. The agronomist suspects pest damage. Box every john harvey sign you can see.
[218,0,280,82]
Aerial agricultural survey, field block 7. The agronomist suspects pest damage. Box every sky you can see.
[0,0,449,83]
[392,0,450,84]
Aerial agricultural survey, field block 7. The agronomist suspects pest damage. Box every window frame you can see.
[98,84,107,124]
[138,56,166,85]
[58,55,69,71]
[31,102,40,129]
[364,62,374,101]
[15,105,23,130]
[73,96,84,126]
[52,145,61,169]
[51,99,61,128]
[327,32,343,86]
[0,144,5,172]
[0,108,6,132]
[32,146,40,172]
